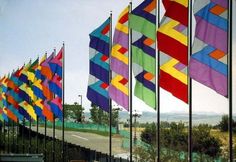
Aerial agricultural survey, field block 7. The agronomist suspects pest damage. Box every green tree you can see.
[218,115,229,132]
[192,124,222,157]
[89,104,119,127]
[218,115,236,133]
[64,103,84,122]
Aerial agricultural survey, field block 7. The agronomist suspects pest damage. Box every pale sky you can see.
[0,0,235,114]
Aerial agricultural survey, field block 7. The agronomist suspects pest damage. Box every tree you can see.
[192,124,222,157]
[218,115,229,132]
[218,115,236,133]
[64,103,84,122]
[89,104,119,127]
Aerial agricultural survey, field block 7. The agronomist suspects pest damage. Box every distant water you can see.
[84,112,236,126]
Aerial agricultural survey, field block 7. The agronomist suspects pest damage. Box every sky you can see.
[0,0,235,114]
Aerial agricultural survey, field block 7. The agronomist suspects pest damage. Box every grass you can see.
[37,124,114,137]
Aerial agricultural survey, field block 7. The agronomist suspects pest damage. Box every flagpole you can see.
[188,0,192,161]
[128,2,133,162]
[36,116,39,153]
[228,0,233,161]
[22,118,25,153]
[3,120,6,153]
[52,48,56,162]
[109,11,113,161]
[156,0,160,161]
[62,42,65,162]
[44,116,47,161]
[12,119,15,152]
[7,119,10,153]
[44,52,47,161]
[16,120,19,153]
[29,117,32,153]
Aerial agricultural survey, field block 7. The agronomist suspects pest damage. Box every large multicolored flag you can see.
[0,76,9,122]
[49,48,63,79]
[157,0,189,103]
[189,0,228,96]
[87,18,111,112]
[109,7,129,110]
[0,76,18,122]
[130,0,156,108]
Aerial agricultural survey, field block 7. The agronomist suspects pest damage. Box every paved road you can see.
[30,126,129,155]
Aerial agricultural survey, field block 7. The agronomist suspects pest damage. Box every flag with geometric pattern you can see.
[157,0,189,103]
[109,7,129,110]
[189,0,228,97]
[87,18,111,112]
[130,0,156,109]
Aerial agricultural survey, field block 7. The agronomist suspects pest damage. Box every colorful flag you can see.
[49,48,63,79]
[48,75,62,98]
[41,53,54,80]
[50,97,63,120]
[42,100,53,122]
[35,54,47,81]
[19,101,37,121]
[27,58,39,83]
[109,7,129,110]
[1,76,18,122]
[189,0,228,96]
[0,76,9,122]
[130,0,156,108]
[157,0,188,103]
[87,18,111,112]
[34,99,45,121]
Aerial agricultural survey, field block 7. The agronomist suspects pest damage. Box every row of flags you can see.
[87,0,229,111]
[0,46,64,123]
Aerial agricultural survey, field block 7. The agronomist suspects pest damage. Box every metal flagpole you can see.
[12,120,15,152]
[109,11,113,161]
[53,114,55,162]
[128,2,133,162]
[156,0,161,161]
[44,117,47,161]
[44,52,48,161]
[16,120,19,153]
[62,43,65,162]
[29,117,32,153]
[188,0,193,161]
[52,48,56,162]
[36,116,39,153]
[7,119,10,153]
[3,120,6,153]
[228,0,233,161]
[22,118,25,153]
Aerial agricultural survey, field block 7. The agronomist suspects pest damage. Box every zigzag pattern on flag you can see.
[109,7,129,110]
[157,0,188,103]
[130,0,156,108]
[0,76,9,122]
[189,0,228,96]
[0,76,18,122]
[87,18,111,112]
[0,46,64,123]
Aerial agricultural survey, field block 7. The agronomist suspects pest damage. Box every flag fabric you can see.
[130,0,156,108]
[41,53,54,80]
[189,0,228,96]
[87,18,111,112]
[1,76,18,122]
[34,99,45,121]
[50,97,63,120]
[0,76,9,122]
[157,0,189,103]
[35,54,47,81]
[49,48,63,79]
[108,7,129,110]
[42,99,53,122]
